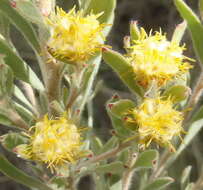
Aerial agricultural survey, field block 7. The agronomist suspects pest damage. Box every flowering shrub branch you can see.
[0,0,203,190]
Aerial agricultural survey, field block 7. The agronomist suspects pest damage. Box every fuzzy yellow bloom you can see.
[47,7,106,63]
[126,28,192,88]
[16,115,85,172]
[125,97,184,151]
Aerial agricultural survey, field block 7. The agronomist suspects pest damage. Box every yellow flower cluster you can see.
[47,7,106,63]
[125,97,184,151]
[126,28,192,88]
[16,115,85,172]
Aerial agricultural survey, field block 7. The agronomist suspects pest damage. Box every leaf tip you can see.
[102,47,109,52]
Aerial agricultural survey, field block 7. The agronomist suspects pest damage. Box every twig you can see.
[66,87,79,110]
[184,72,203,124]
[77,141,131,170]
[122,151,137,190]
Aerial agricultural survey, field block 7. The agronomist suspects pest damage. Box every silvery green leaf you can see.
[133,150,159,170]
[143,177,174,190]
[95,161,125,174]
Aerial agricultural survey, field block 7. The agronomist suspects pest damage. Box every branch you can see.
[77,141,131,170]
[122,151,137,190]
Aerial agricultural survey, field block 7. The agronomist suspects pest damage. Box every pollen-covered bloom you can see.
[16,115,85,172]
[125,97,184,151]
[47,7,106,63]
[126,28,192,88]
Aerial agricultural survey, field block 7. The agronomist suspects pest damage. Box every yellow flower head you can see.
[16,115,85,172]
[47,7,106,63]
[125,97,184,151]
[126,28,192,88]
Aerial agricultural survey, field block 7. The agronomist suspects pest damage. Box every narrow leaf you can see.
[1,132,28,152]
[190,105,203,122]
[102,48,143,97]
[0,114,13,126]
[28,67,44,91]
[185,183,194,190]
[165,118,203,167]
[99,136,118,154]
[14,86,32,108]
[176,118,203,157]
[0,155,52,190]
[0,62,14,97]
[0,0,40,52]
[15,0,44,25]
[130,21,140,41]
[15,103,34,124]
[172,21,187,44]
[84,0,116,24]
[95,161,125,174]
[0,37,28,82]
[181,166,192,190]
[174,0,203,64]
[91,137,103,155]
[143,177,174,190]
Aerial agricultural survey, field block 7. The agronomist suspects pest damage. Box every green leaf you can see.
[110,99,136,118]
[174,0,203,64]
[15,0,44,25]
[110,180,122,190]
[117,148,129,163]
[134,150,158,169]
[185,183,194,190]
[102,48,143,97]
[130,21,140,41]
[143,177,174,190]
[14,103,34,124]
[191,105,203,122]
[78,54,102,116]
[91,137,103,155]
[0,12,10,39]
[0,114,13,126]
[95,161,125,174]
[177,118,203,157]
[84,0,116,24]
[15,0,50,45]
[39,91,48,115]
[1,132,28,152]
[181,166,192,190]
[0,37,28,82]
[0,62,14,97]
[0,155,52,190]
[99,136,118,154]
[163,85,190,103]
[14,86,32,108]
[106,103,132,138]
[165,118,203,167]
[79,0,91,10]
[172,21,187,44]
[0,0,40,52]
[28,66,44,90]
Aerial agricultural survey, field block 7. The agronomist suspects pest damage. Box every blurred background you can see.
[0,0,202,189]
